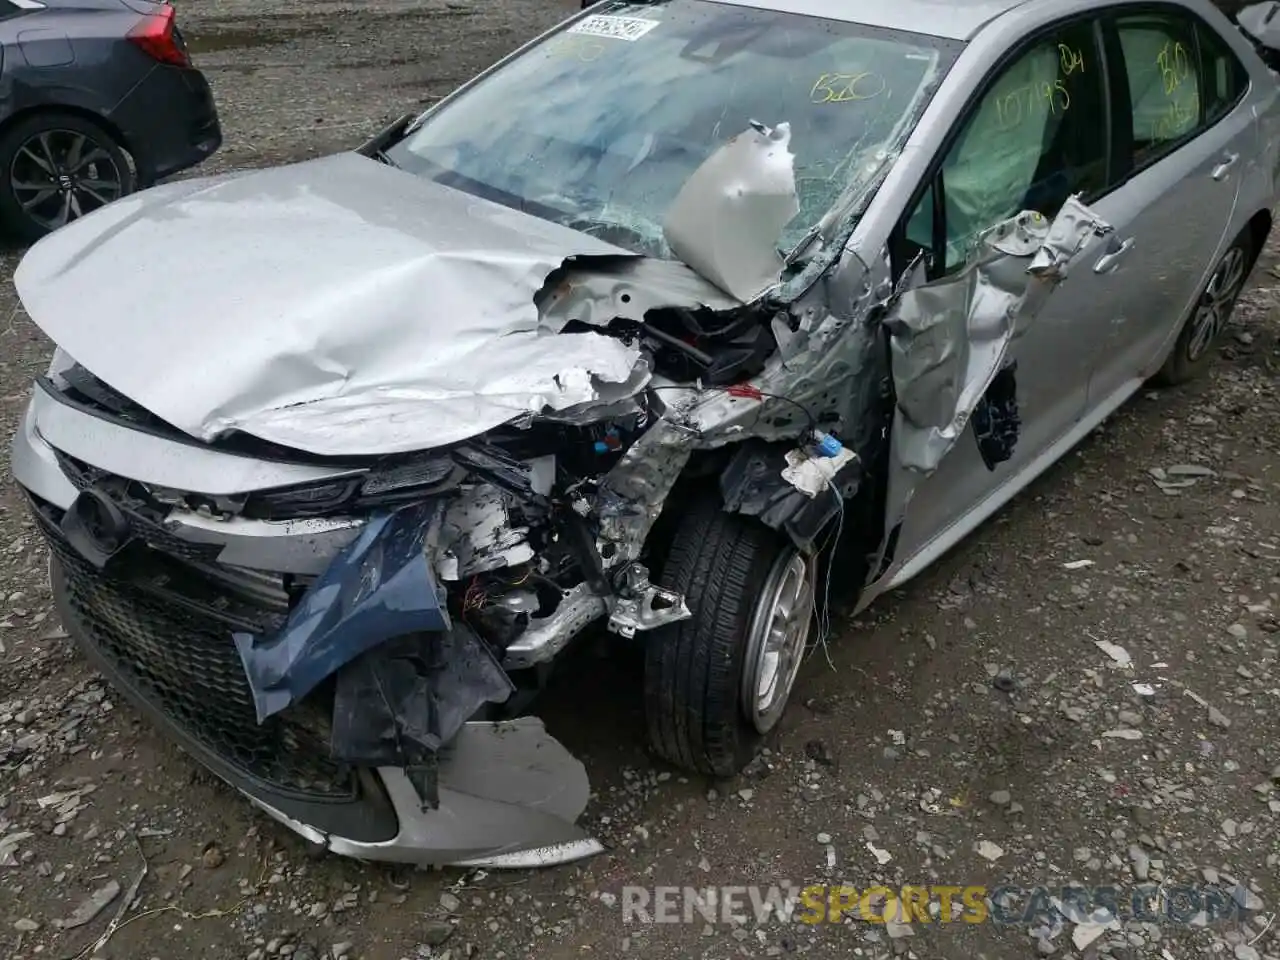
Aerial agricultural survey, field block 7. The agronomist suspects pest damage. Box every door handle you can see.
[1093,236,1135,274]
[1212,153,1239,180]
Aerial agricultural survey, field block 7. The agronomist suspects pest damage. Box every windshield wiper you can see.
[357,112,418,163]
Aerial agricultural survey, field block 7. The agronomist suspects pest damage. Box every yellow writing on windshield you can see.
[994,80,1070,131]
[810,72,887,104]
[1156,39,1191,95]
[1059,44,1085,75]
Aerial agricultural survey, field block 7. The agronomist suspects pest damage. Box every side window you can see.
[903,21,1107,276]
[1114,11,1247,169]
[1197,19,1249,127]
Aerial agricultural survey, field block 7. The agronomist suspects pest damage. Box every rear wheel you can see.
[0,113,134,242]
[643,498,815,777]
[1153,230,1253,386]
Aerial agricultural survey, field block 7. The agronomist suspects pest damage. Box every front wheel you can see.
[643,498,815,777]
[1152,231,1253,386]
[0,113,135,242]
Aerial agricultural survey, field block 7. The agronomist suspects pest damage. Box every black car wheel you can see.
[644,497,816,777]
[1153,230,1254,386]
[0,113,135,242]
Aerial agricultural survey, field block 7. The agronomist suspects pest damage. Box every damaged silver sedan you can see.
[9,0,1280,867]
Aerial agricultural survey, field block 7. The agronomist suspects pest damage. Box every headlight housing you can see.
[244,457,463,520]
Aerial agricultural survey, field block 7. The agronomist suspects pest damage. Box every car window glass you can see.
[1197,18,1249,126]
[389,0,962,259]
[1116,13,1202,166]
[905,20,1106,273]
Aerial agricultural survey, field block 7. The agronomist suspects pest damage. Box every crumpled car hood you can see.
[15,152,653,456]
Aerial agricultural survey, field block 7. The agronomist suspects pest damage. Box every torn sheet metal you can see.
[14,152,661,457]
[592,250,886,562]
[538,256,741,327]
[663,121,800,302]
[232,500,451,722]
[331,625,515,807]
[593,411,699,569]
[884,197,1111,475]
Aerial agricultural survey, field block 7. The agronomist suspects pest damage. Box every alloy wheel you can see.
[740,551,815,734]
[1186,245,1248,362]
[10,129,125,232]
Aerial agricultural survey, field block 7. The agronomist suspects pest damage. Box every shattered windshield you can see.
[387,0,960,258]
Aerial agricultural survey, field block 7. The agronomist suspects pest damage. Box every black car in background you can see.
[0,0,219,240]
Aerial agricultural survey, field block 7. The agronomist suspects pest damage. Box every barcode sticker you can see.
[567,14,660,42]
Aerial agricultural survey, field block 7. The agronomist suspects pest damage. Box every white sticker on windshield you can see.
[568,14,660,42]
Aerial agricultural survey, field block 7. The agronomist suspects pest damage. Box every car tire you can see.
[1152,229,1254,386]
[644,497,815,777]
[0,112,135,243]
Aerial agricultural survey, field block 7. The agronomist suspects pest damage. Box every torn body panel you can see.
[14,153,703,458]
[871,197,1112,581]
[886,198,1111,476]
[663,122,800,302]
[232,501,458,723]
[250,719,600,868]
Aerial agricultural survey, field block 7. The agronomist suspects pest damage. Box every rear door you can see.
[1082,3,1250,409]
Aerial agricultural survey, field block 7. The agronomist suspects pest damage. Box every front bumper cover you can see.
[18,393,602,868]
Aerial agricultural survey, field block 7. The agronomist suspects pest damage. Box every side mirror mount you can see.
[1237,2,1280,70]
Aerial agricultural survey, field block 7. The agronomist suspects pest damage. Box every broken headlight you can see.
[245,457,462,520]
[243,477,363,519]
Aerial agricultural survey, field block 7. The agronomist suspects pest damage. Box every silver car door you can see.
[1082,5,1247,411]
[863,16,1118,595]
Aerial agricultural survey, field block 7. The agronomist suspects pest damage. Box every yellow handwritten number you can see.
[1058,44,1085,75]
[994,80,1070,131]
[1152,97,1195,140]
[1156,39,1190,96]
[810,72,888,104]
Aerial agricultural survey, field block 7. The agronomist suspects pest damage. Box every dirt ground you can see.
[1,1,1279,959]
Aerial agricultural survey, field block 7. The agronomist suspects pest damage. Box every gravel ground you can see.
[1,2,1279,959]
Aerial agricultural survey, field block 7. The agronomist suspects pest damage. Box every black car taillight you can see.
[127,3,190,67]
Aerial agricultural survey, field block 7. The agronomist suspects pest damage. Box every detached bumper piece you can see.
[28,490,600,867]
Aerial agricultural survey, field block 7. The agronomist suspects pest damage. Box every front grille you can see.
[54,450,225,565]
[31,498,357,801]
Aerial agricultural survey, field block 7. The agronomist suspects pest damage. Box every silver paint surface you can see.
[246,719,598,867]
[663,121,800,301]
[886,197,1112,475]
[15,153,653,456]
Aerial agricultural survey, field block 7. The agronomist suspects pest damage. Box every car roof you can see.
[706,0,1033,40]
